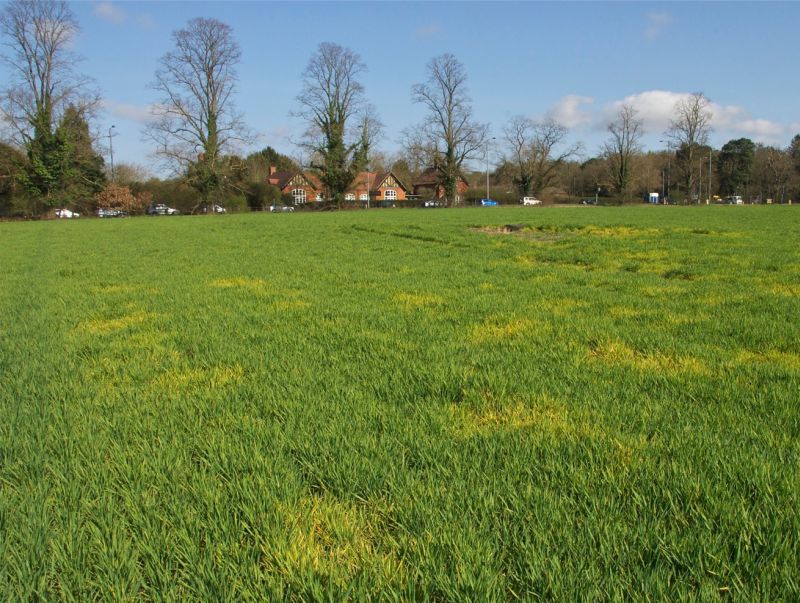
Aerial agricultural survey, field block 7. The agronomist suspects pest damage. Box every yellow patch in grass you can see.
[737,349,800,371]
[210,277,267,292]
[589,339,710,376]
[393,291,444,310]
[267,496,402,587]
[765,283,798,297]
[270,299,311,311]
[549,298,591,317]
[79,311,155,334]
[608,306,641,319]
[584,225,660,238]
[152,363,244,392]
[470,317,537,343]
[450,395,588,439]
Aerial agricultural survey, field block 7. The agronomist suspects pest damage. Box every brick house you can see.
[345,171,410,204]
[412,167,470,203]
[267,166,322,205]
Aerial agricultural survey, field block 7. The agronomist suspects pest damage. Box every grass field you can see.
[1,206,798,600]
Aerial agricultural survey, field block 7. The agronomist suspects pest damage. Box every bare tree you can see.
[408,53,487,206]
[603,105,643,199]
[0,0,100,208]
[147,17,248,205]
[753,145,792,204]
[296,42,375,206]
[502,116,581,198]
[665,92,712,203]
[0,0,97,144]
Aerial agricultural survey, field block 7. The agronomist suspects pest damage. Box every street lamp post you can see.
[708,151,713,204]
[699,161,702,205]
[486,136,495,200]
[108,125,116,183]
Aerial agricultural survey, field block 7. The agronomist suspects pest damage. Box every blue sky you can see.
[4,1,799,175]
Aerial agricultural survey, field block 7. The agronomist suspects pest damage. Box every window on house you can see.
[345,193,355,201]
[292,188,307,205]
[384,189,397,201]
[315,193,323,201]
[359,193,369,201]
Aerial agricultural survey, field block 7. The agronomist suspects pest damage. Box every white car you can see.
[521,197,541,206]
[54,208,79,218]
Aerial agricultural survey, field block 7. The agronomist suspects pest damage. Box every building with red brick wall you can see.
[346,171,410,204]
[267,166,322,205]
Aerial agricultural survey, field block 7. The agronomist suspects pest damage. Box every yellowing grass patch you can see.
[78,311,156,335]
[764,283,798,297]
[589,339,710,377]
[267,496,402,587]
[151,364,244,392]
[737,349,800,371]
[449,395,589,439]
[470,317,538,343]
[608,306,642,320]
[210,277,268,292]
[549,298,591,316]
[393,291,444,311]
[584,225,660,238]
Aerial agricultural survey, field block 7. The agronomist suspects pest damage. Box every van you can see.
[521,197,541,206]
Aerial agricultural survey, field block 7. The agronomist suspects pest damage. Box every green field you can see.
[1,206,798,600]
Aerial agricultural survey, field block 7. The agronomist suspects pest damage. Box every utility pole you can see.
[485,137,495,200]
[699,160,702,204]
[708,152,712,204]
[108,125,116,182]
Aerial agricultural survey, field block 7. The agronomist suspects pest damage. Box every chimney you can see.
[269,165,277,175]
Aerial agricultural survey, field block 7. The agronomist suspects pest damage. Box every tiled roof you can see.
[268,171,319,191]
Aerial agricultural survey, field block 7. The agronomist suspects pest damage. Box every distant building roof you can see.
[268,170,320,191]
[413,167,469,188]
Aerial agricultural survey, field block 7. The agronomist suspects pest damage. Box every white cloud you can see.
[546,90,791,146]
[93,2,154,28]
[101,99,159,124]
[547,95,594,128]
[645,12,673,41]
[606,90,686,132]
[94,2,126,25]
[601,90,788,144]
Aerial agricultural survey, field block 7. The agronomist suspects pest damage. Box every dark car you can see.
[269,204,295,213]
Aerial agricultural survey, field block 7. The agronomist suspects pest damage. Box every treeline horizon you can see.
[2,2,799,217]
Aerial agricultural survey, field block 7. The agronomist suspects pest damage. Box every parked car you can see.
[146,203,180,215]
[269,204,295,213]
[54,208,79,218]
[423,199,443,208]
[199,204,226,214]
[581,198,597,205]
[480,198,499,206]
[96,208,127,218]
[725,195,744,205]
[521,197,541,206]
